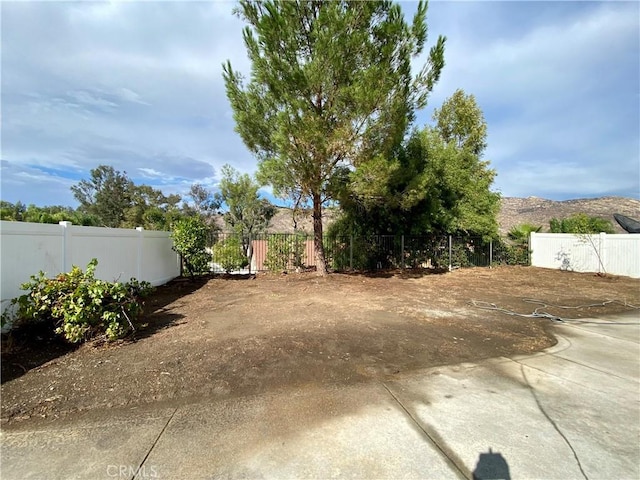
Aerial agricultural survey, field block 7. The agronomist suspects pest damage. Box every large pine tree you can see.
[223,0,445,274]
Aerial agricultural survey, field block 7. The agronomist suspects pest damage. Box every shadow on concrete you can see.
[472,447,511,480]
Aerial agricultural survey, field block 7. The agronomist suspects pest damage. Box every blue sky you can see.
[1,0,638,207]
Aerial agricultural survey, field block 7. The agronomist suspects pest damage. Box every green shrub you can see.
[171,216,211,276]
[212,236,248,273]
[264,234,308,271]
[549,214,615,234]
[492,238,529,266]
[2,259,153,343]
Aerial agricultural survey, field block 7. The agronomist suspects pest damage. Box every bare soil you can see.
[2,266,639,429]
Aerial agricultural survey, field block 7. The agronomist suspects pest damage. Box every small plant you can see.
[212,236,248,273]
[2,259,153,343]
[171,216,211,277]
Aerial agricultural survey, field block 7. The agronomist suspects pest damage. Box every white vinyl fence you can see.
[530,232,640,278]
[0,221,180,316]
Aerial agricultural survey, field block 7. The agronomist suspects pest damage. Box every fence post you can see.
[401,235,405,269]
[59,221,73,272]
[489,239,493,268]
[448,235,452,272]
[247,235,253,275]
[136,227,144,280]
[349,235,353,270]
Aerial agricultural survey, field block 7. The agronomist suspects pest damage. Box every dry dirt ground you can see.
[2,266,639,429]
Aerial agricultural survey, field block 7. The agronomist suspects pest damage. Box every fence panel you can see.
[530,232,639,278]
[0,222,65,314]
[210,233,508,273]
[142,230,182,285]
[1,221,180,319]
[70,225,141,283]
[603,235,640,278]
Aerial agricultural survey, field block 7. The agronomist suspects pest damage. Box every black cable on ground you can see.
[469,298,640,325]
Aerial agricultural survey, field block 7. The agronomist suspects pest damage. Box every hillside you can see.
[216,196,639,235]
[498,196,640,234]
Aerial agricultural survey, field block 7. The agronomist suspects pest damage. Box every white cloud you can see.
[416,1,639,199]
[1,1,638,208]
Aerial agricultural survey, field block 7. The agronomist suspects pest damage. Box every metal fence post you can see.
[489,239,493,268]
[401,235,405,269]
[448,235,452,272]
[349,235,353,270]
[247,234,253,275]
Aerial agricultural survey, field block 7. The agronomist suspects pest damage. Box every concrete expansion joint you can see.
[519,365,589,480]
[380,382,470,480]
[550,354,640,384]
[561,323,640,344]
[130,407,179,480]
[507,357,630,401]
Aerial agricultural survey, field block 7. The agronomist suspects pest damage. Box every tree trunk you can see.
[312,193,327,275]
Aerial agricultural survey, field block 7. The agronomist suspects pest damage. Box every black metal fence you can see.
[208,233,528,274]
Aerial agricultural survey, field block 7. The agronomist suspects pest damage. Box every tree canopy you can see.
[549,214,615,234]
[224,0,445,274]
[69,164,196,230]
[0,201,99,226]
[71,165,134,227]
[216,164,275,238]
[332,89,500,239]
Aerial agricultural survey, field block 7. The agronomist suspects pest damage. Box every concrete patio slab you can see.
[138,383,462,479]
[0,408,176,480]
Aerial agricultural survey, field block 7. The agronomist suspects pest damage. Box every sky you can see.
[1,0,638,208]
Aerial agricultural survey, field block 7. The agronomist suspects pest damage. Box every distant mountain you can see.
[498,196,640,234]
[264,207,338,234]
[216,196,640,235]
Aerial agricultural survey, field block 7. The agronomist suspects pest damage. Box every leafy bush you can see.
[212,236,248,273]
[492,239,529,266]
[549,214,615,234]
[264,234,308,271]
[171,216,211,276]
[2,259,153,343]
[508,223,542,243]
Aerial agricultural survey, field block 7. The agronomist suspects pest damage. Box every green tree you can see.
[71,165,134,227]
[183,183,220,220]
[431,90,499,237]
[334,90,499,239]
[508,223,542,244]
[217,165,275,237]
[1,202,99,225]
[223,0,445,274]
[123,185,182,230]
[171,216,211,278]
[549,214,615,234]
[433,88,487,155]
[0,201,26,221]
[215,164,276,270]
